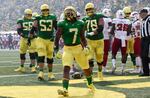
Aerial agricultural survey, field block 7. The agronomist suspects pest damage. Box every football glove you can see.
[87,32,95,36]
[54,45,59,57]
[83,46,90,55]
[55,50,62,59]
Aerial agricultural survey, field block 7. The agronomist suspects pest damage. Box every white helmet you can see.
[116,10,125,19]
[130,11,139,21]
[77,12,81,19]
[102,8,111,17]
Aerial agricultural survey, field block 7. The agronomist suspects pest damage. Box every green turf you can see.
[0,50,150,98]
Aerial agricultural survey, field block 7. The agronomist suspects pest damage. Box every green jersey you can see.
[82,13,104,40]
[35,14,57,40]
[17,18,33,38]
[57,20,85,46]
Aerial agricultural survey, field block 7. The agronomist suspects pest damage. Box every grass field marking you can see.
[0,86,126,98]
[109,82,150,89]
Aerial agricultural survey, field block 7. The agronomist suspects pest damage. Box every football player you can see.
[130,11,142,73]
[59,11,83,75]
[55,6,95,97]
[110,10,131,74]
[82,3,105,80]
[102,8,112,72]
[15,9,36,73]
[29,4,57,81]
[123,6,136,68]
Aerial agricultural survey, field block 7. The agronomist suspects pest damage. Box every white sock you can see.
[136,56,142,66]
[112,59,116,67]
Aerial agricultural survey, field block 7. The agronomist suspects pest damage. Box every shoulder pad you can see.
[17,18,23,23]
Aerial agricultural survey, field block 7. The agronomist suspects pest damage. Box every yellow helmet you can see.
[32,12,39,17]
[64,6,77,21]
[24,9,32,19]
[85,3,95,16]
[40,4,49,11]
[24,9,32,15]
[85,2,94,10]
[123,6,132,18]
[40,4,49,16]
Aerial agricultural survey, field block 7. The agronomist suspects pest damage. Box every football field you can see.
[0,50,150,98]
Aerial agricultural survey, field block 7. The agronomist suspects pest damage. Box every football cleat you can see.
[71,72,83,79]
[38,71,44,81]
[48,72,55,81]
[31,66,36,73]
[14,67,25,73]
[98,71,103,80]
[87,83,96,93]
[57,89,69,97]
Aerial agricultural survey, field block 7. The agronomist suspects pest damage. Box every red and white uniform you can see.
[112,18,131,56]
[103,17,112,67]
[131,20,141,56]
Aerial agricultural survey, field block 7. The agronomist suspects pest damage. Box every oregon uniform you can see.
[57,20,89,69]
[82,13,104,63]
[30,4,57,80]
[82,3,104,80]
[15,9,36,73]
[55,6,95,97]
[17,18,36,54]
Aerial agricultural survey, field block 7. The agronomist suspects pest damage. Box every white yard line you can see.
[0,72,62,78]
[0,68,135,78]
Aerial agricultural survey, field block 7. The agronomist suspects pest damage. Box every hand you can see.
[55,50,62,59]
[83,46,90,55]
[87,32,95,36]
[27,38,31,46]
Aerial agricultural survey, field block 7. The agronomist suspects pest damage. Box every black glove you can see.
[27,38,31,46]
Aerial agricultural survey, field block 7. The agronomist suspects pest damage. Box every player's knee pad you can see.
[38,56,45,63]
[97,61,103,66]
[20,54,26,60]
[89,60,94,67]
[29,53,35,60]
[47,58,53,64]
[35,52,38,58]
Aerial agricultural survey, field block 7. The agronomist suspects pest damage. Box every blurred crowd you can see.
[0,33,20,50]
[0,0,149,31]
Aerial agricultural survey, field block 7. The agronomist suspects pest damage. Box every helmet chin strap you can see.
[24,16,31,19]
